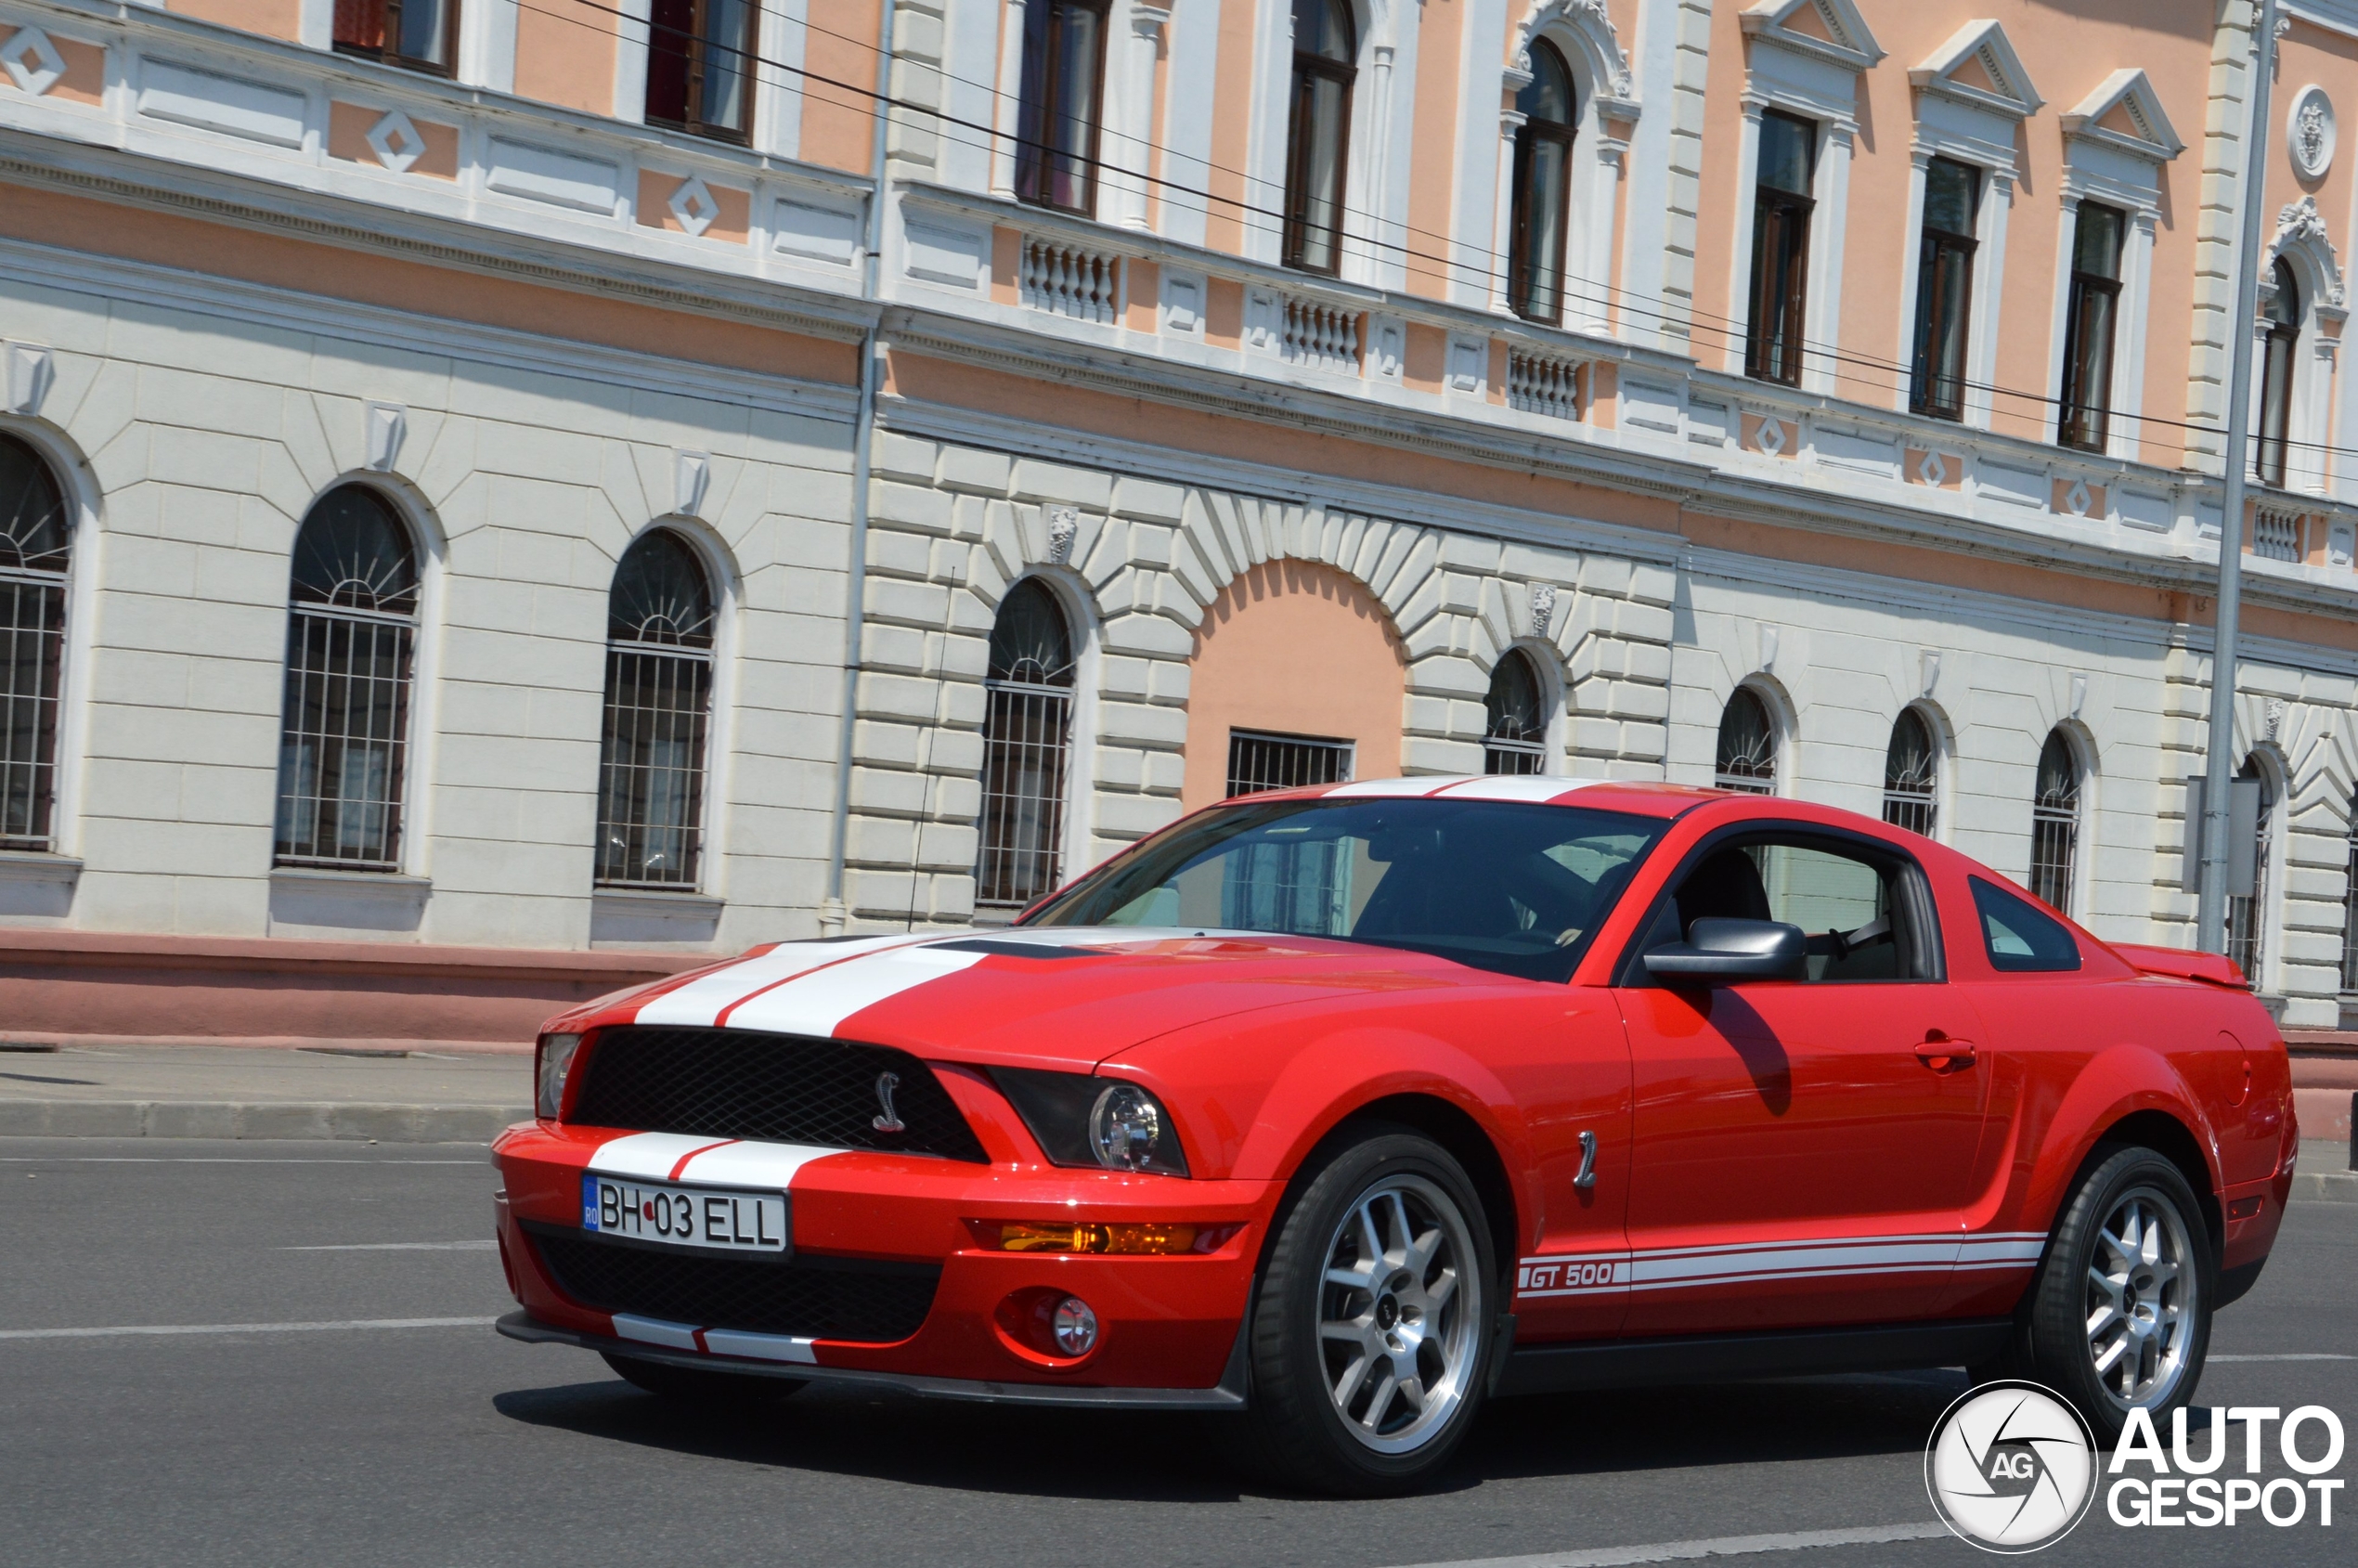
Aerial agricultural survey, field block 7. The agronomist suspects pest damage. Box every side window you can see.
[1969,876,2082,973]
[1633,832,1937,983]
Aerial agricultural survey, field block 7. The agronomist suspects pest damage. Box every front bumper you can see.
[492,1121,1273,1396]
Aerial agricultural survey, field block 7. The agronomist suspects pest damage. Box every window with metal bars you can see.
[273,486,418,870]
[974,579,1074,909]
[2227,754,2274,984]
[2028,729,2081,914]
[1714,687,1777,795]
[644,0,758,142]
[0,434,69,852]
[1882,707,1937,837]
[596,530,715,888]
[332,0,456,75]
[1226,731,1354,797]
[1483,650,1548,775]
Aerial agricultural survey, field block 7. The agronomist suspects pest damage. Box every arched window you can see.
[1,434,70,851]
[975,579,1075,908]
[1014,0,1109,214]
[596,530,715,888]
[1714,687,1776,794]
[2227,753,2276,981]
[2257,258,2299,489]
[1283,0,1356,276]
[2028,729,2082,913]
[1883,708,1937,836]
[1483,650,1548,774]
[1509,40,1576,325]
[273,486,418,869]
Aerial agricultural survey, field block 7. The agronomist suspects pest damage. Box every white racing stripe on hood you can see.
[586,1133,733,1182]
[632,934,939,1029]
[724,941,988,1037]
[673,1140,843,1188]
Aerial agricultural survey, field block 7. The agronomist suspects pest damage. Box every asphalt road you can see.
[2,1137,2350,1568]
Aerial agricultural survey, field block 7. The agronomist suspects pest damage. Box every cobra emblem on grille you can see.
[871,1070,906,1134]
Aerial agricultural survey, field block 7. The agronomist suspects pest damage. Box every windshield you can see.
[1025,797,1667,980]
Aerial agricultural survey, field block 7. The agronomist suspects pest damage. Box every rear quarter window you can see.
[1969,877,2082,973]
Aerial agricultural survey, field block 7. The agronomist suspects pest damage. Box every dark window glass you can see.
[1910,158,1979,421]
[2028,729,2080,914]
[333,0,455,74]
[597,531,715,888]
[1643,835,1929,983]
[1483,651,1548,775]
[975,579,1075,910]
[1028,797,1667,983]
[1746,112,1816,385]
[1971,875,2082,972]
[2058,201,2125,451]
[1014,0,1108,214]
[0,434,69,851]
[1715,687,1776,794]
[2257,258,2299,489]
[2227,754,2274,983]
[1509,41,1577,325]
[275,488,417,870]
[646,0,758,143]
[1883,708,1937,836]
[1283,0,1357,275]
[1227,731,1353,796]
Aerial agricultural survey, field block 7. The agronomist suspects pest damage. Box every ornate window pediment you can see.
[1910,19,2041,121]
[1739,0,1884,76]
[2060,69,2185,165]
[1510,0,1637,116]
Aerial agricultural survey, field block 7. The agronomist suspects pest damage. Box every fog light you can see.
[1051,1295,1098,1356]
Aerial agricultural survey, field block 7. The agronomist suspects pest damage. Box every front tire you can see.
[600,1351,803,1408]
[2014,1146,2213,1443]
[1239,1127,1496,1497]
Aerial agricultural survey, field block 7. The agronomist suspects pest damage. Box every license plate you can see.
[581,1174,789,1255]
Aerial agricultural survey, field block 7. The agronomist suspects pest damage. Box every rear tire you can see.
[600,1351,803,1407]
[2012,1146,2213,1444]
[1238,1127,1497,1497]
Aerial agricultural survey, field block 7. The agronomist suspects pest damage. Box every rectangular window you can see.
[275,610,413,870]
[975,680,1073,909]
[2057,201,2125,452]
[1226,731,1353,797]
[1745,112,1817,386]
[0,575,64,850]
[595,646,712,888]
[645,0,757,144]
[332,0,456,75]
[1014,0,1108,215]
[1910,158,1980,421]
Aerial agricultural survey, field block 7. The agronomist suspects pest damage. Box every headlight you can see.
[535,1033,582,1120]
[993,1069,1190,1176]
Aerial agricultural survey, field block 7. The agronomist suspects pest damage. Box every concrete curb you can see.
[2290,1169,2358,1204]
[0,1101,529,1143]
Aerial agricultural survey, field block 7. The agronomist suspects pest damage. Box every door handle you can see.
[1914,1032,1978,1071]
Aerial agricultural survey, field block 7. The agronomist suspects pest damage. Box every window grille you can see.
[597,530,715,888]
[1714,687,1776,795]
[1882,708,1937,837]
[2028,729,2080,914]
[274,486,418,870]
[2342,791,2358,992]
[1507,349,1582,421]
[2227,757,2274,982]
[1483,651,1548,775]
[2253,508,2303,564]
[1019,238,1121,325]
[975,580,1075,909]
[1226,730,1354,797]
[0,434,69,851]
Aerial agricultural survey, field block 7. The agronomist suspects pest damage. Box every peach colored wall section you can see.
[1403,322,1447,392]
[514,0,616,117]
[1405,0,1465,297]
[0,179,860,384]
[636,171,752,242]
[1204,0,1259,254]
[1125,258,1161,332]
[1182,560,1407,809]
[801,0,883,174]
[327,102,460,179]
[167,0,299,42]
[1205,277,1245,348]
[991,227,1022,305]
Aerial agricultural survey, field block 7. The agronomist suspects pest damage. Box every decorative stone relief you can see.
[366,110,426,175]
[1045,505,1079,564]
[0,27,65,97]
[2267,698,2287,742]
[1920,649,1941,697]
[1528,581,1558,637]
[2289,86,2336,181]
[2267,196,2346,309]
[674,450,711,518]
[363,401,406,472]
[667,175,720,240]
[6,343,52,416]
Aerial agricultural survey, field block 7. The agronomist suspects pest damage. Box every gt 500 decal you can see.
[1518,1256,1628,1295]
[1516,1231,2047,1299]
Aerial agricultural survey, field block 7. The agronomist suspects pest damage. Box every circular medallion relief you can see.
[2289,85,2336,180]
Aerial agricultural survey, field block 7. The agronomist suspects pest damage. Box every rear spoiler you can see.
[2110,943,2249,990]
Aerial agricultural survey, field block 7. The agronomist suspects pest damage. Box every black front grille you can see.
[526,1225,939,1343]
[570,1027,988,1162]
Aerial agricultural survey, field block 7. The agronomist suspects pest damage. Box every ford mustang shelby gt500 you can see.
[492,776,2293,1494]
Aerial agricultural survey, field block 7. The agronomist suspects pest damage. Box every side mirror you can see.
[1642,917,1809,983]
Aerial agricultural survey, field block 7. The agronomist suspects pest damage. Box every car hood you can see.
[578,927,1493,1071]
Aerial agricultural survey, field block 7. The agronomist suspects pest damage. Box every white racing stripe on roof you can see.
[722,942,989,1038]
[1432,776,1607,803]
[632,934,941,1028]
[1324,776,1467,797]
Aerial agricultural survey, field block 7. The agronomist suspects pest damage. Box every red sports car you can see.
[492,777,2294,1494]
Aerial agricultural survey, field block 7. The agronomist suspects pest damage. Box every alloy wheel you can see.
[2082,1185,2197,1410]
[1316,1173,1482,1455]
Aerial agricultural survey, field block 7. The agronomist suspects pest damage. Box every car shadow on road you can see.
[492,1367,1967,1501]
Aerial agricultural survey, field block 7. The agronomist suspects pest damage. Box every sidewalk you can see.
[0,1043,529,1144]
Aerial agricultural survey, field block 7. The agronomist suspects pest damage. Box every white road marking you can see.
[2209,1353,2357,1362]
[1384,1521,1951,1568]
[279,1240,499,1251]
[0,1316,499,1341]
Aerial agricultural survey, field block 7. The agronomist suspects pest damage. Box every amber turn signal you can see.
[996,1221,1231,1254]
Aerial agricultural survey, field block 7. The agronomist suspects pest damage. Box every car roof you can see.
[1235,776,1728,822]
